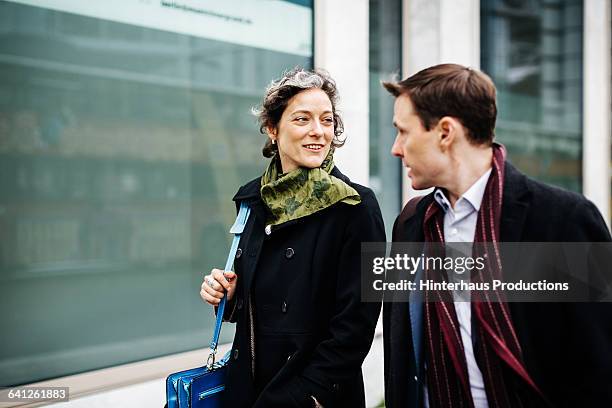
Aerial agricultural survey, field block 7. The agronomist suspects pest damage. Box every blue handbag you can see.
[166,202,251,408]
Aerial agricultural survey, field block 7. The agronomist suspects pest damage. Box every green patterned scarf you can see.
[260,149,361,226]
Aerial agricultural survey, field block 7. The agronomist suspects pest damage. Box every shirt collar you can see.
[434,168,492,213]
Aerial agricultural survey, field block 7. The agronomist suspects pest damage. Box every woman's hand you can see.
[200,269,237,306]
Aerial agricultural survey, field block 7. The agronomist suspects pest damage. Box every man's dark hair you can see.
[382,63,497,145]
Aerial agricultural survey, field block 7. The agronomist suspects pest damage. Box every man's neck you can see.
[444,147,494,208]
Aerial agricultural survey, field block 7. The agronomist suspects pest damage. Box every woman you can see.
[201,68,385,407]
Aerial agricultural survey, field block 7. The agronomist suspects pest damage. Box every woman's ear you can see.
[266,126,277,138]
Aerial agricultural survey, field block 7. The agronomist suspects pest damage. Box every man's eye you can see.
[323,117,334,124]
[295,117,308,122]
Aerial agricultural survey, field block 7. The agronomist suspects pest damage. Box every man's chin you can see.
[410,179,433,191]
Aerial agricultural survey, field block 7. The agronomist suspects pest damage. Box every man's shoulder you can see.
[524,175,588,211]
[392,193,433,242]
[505,160,590,216]
[507,163,610,241]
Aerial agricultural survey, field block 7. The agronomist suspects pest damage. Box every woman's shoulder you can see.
[331,167,379,208]
[330,167,382,226]
[232,176,262,202]
[331,167,386,240]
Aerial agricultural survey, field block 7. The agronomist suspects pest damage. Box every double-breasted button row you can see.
[238,246,259,257]
[285,247,295,259]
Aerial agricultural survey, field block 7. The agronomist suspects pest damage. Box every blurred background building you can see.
[0,0,609,406]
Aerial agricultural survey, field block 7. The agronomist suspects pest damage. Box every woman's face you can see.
[268,88,335,173]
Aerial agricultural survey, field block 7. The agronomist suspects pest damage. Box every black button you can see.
[237,298,244,310]
[332,383,340,392]
[281,301,288,313]
[249,248,257,257]
[233,349,239,360]
[285,247,295,259]
[235,248,242,259]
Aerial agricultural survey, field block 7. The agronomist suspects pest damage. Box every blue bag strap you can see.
[207,202,250,367]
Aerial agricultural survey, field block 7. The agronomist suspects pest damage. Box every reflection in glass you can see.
[481,0,583,191]
[369,0,402,237]
[0,1,311,385]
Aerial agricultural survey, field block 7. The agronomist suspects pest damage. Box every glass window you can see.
[369,0,402,238]
[0,0,312,385]
[481,0,583,192]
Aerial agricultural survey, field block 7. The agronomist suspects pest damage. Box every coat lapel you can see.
[233,177,267,297]
[401,196,432,381]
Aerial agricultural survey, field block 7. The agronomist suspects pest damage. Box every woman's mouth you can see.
[304,144,324,152]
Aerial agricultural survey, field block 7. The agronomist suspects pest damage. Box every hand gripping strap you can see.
[210,202,250,353]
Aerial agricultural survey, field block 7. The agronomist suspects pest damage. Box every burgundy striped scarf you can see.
[422,144,547,408]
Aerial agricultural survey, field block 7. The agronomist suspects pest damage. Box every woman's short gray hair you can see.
[253,67,345,158]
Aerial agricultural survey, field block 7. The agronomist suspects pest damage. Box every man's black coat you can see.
[222,167,385,408]
[383,162,612,408]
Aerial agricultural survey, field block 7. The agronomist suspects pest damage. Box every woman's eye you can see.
[295,117,308,123]
[323,117,334,124]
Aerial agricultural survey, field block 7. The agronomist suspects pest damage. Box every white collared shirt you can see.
[424,168,492,408]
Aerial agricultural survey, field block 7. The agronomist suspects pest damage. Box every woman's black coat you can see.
[220,167,385,407]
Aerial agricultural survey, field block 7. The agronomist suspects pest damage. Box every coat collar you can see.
[500,161,532,242]
[233,176,261,202]
[403,161,532,242]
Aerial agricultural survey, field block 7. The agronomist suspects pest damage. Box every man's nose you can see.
[390,135,403,157]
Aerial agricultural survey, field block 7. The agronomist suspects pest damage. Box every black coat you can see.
[222,167,385,408]
[383,162,612,408]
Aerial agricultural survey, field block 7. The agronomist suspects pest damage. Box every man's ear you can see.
[437,117,456,150]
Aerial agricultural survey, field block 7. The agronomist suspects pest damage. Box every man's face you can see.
[391,94,446,190]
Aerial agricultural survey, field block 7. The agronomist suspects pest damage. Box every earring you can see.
[271,139,276,145]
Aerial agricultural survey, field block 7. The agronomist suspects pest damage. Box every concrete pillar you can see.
[583,0,611,225]
[401,0,480,203]
[314,0,370,186]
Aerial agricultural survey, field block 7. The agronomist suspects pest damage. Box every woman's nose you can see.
[309,120,324,137]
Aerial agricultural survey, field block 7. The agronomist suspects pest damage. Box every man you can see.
[382,63,612,408]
